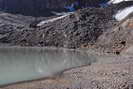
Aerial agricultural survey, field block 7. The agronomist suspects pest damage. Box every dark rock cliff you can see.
[0,0,109,17]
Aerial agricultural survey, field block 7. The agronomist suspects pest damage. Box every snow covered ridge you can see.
[37,12,73,27]
[108,0,133,4]
[114,6,133,21]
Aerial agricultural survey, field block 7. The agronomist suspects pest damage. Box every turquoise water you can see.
[0,47,97,86]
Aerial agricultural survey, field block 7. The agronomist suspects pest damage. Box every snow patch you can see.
[51,11,69,16]
[114,6,133,21]
[37,12,73,27]
[108,0,133,4]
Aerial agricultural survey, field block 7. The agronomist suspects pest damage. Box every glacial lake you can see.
[0,47,97,86]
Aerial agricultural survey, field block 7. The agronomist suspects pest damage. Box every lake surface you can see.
[0,47,97,86]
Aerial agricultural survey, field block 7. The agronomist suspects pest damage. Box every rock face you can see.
[96,16,133,54]
[3,8,114,48]
[0,0,109,16]
[0,1,132,52]
[0,0,67,16]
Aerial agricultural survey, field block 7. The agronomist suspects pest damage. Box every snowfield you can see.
[114,6,133,21]
[108,0,133,4]
[37,12,73,27]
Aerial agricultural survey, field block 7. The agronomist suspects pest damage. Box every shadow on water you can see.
[0,47,97,86]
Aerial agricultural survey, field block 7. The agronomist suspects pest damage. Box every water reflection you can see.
[0,47,97,85]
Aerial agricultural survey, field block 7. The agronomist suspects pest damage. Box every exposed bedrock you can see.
[0,0,109,17]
